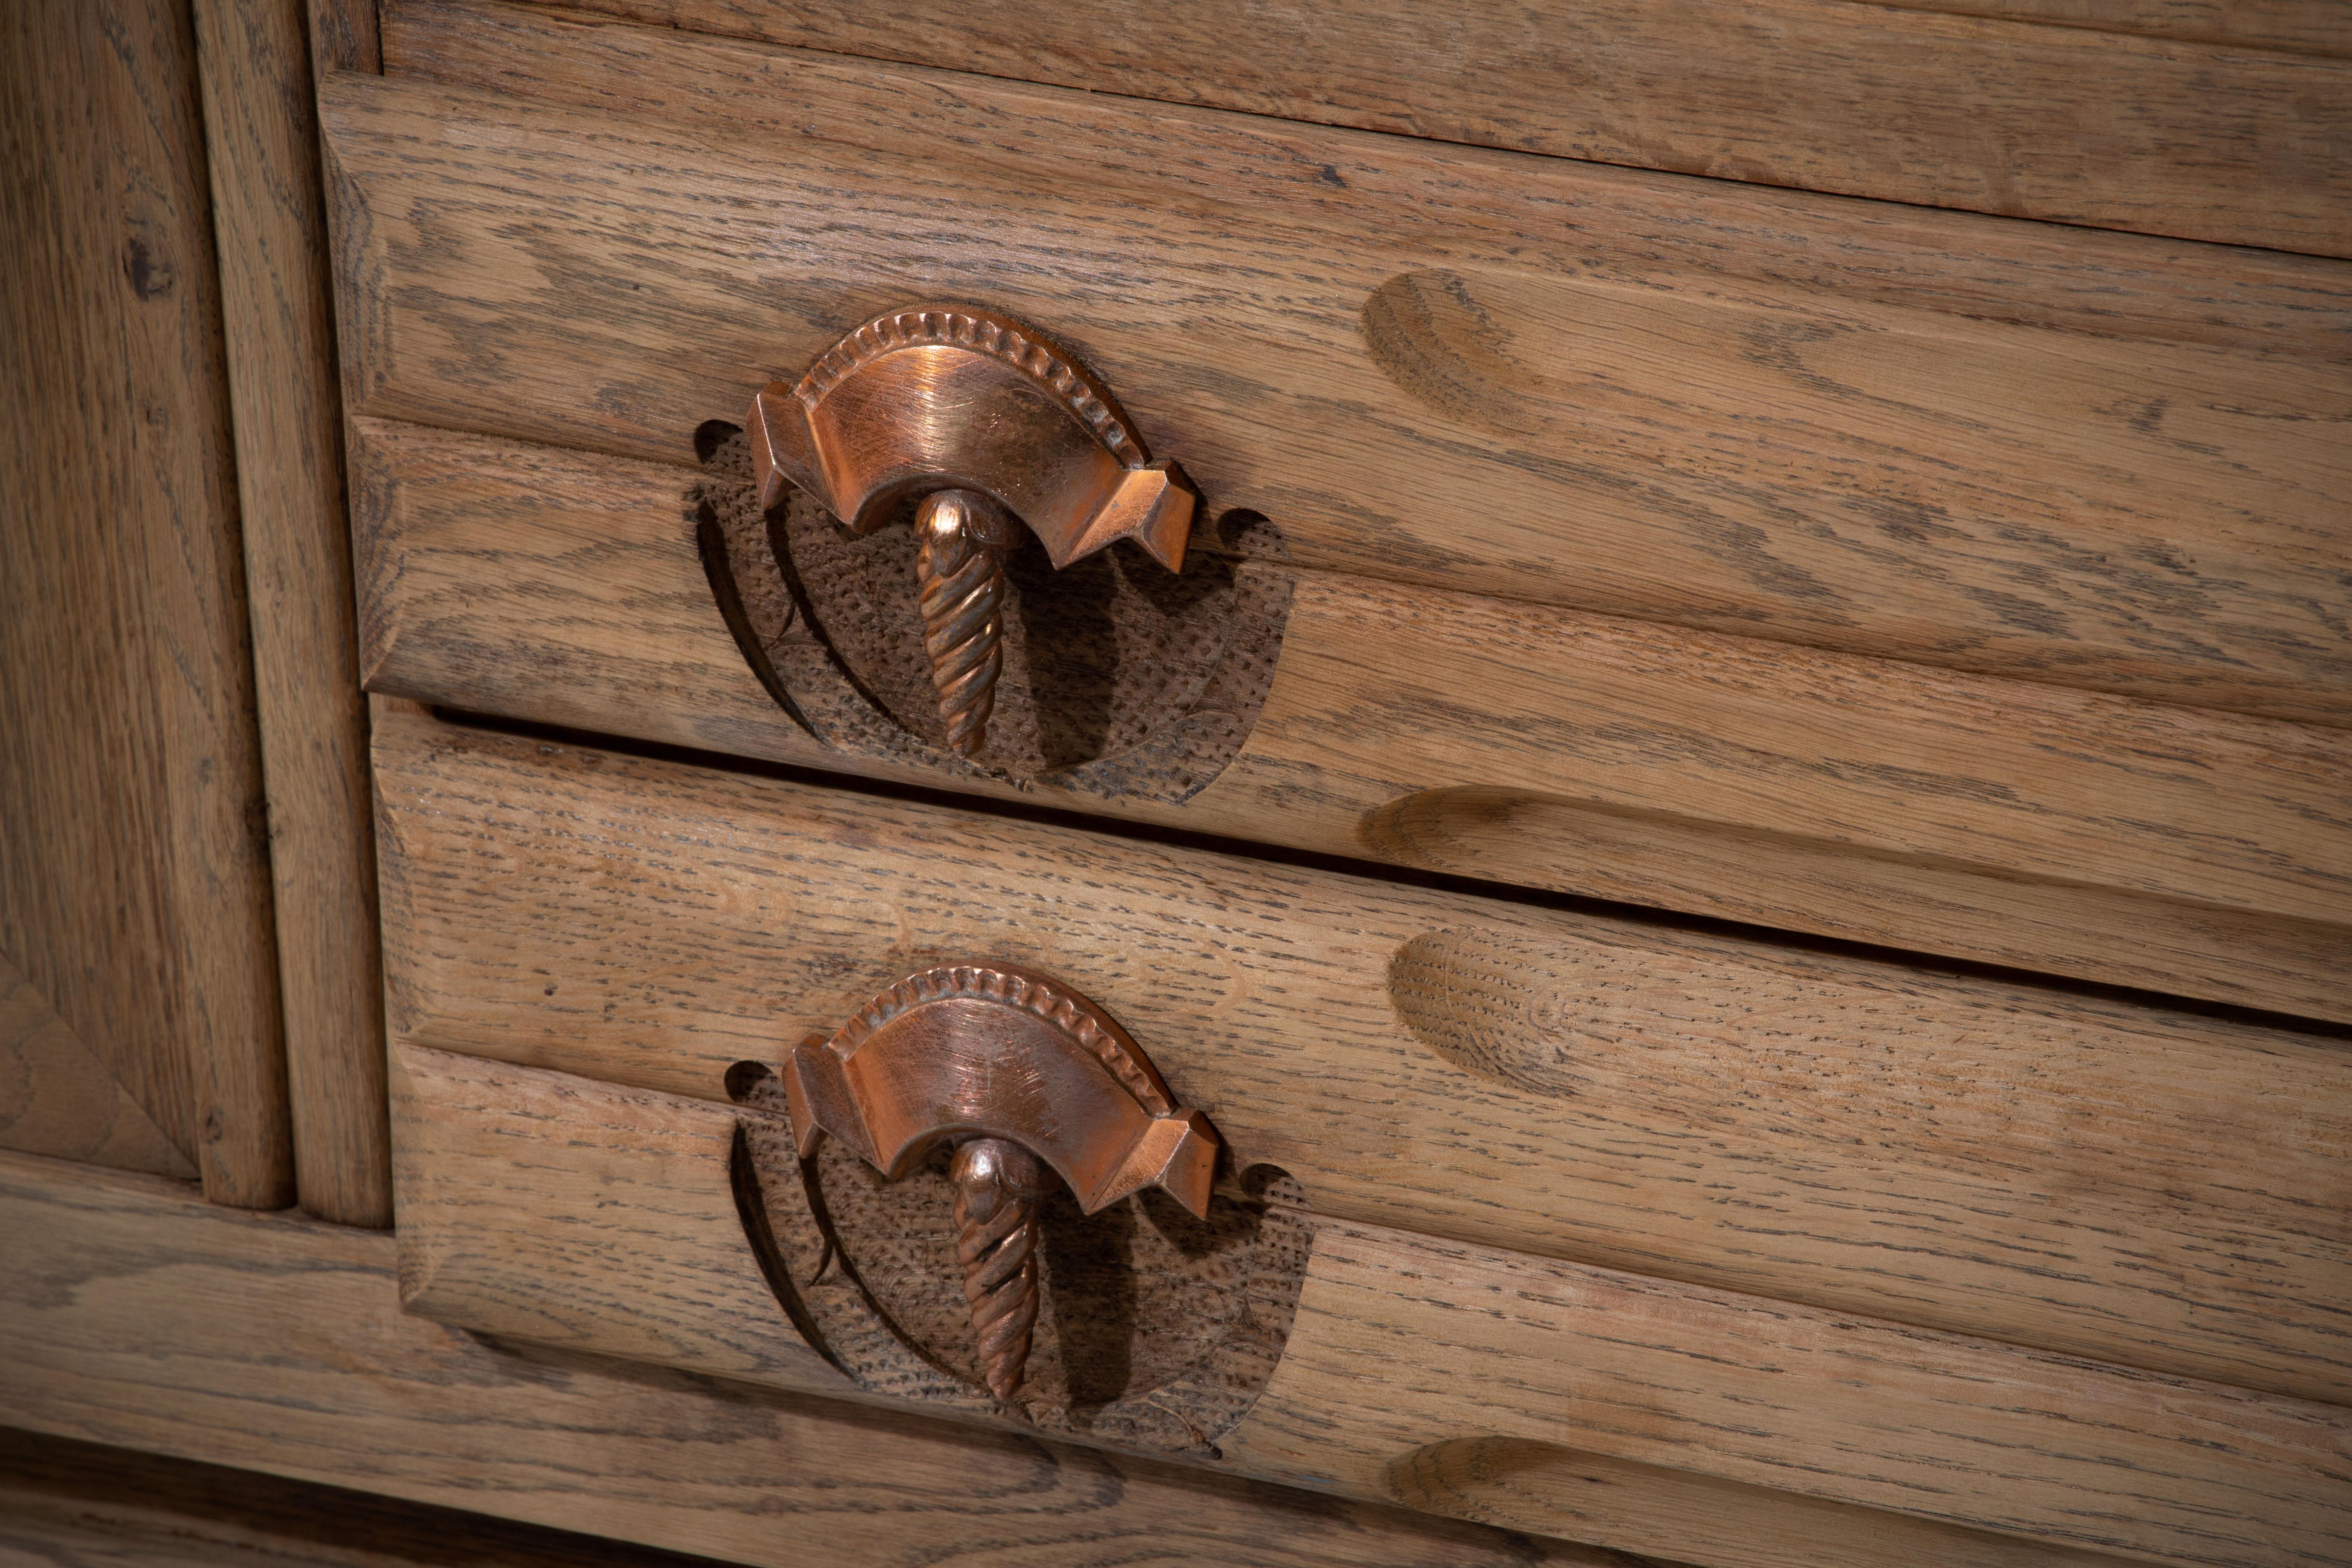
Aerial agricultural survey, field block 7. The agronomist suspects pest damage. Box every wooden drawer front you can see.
[332,5,2352,1023]
[370,704,2352,1566]
[353,2,2352,725]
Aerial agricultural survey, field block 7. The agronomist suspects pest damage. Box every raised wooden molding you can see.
[194,0,391,1227]
[386,1042,2352,1565]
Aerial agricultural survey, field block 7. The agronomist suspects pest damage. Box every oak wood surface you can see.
[507,0,2352,256]
[387,1042,2352,1566]
[340,20,2352,732]
[0,1149,1651,1568]
[1873,1,2352,54]
[354,423,2352,1023]
[0,1428,746,1568]
[389,1038,2138,1568]
[308,0,381,74]
[0,954,198,1183]
[371,704,2352,1406]
[194,0,391,1227]
[1,0,292,1206]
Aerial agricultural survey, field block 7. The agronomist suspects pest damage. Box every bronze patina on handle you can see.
[782,963,1220,1407]
[745,307,1199,759]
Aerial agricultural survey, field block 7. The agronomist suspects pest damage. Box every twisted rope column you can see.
[949,1135,1054,1405]
[914,489,1021,758]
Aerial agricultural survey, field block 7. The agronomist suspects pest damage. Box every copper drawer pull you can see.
[781,962,1219,1404]
[746,307,1198,758]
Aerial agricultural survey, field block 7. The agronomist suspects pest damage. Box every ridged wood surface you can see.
[193,0,392,1227]
[344,14,2352,730]
[500,0,2352,255]
[0,1151,1622,1568]
[369,704,2352,1409]
[353,421,2352,1023]
[385,1041,2352,1566]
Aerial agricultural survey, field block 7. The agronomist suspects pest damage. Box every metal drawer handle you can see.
[781,962,1219,1404]
[747,307,1199,758]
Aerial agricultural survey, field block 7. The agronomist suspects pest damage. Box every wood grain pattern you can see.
[0,953,198,1181]
[1873,2,2352,55]
[341,20,2352,732]
[308,0,381,74]
[1381,1438,2139,1568]
[0,1427,749,1568]
[0,1149,1648,1568]
[370,704,2352,1406]
[1,0,292,1207]
[354,422,2352,1022]
[508,0,2352,256]
[393,1039,2137,1568]
[386,1043,2352,1566]
[194,0,390,1227]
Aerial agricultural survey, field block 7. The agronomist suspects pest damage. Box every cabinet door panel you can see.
[1,0,290,1205]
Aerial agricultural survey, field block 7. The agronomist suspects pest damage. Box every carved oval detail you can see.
[1386,928,1586,1098]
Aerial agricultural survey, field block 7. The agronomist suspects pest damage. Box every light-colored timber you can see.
[353,423,2352,1023]
[0,954,197,1182]
[386,1042,2352,1566]
[1,0,292,1207]
[369,703,2352,1406]
[194,0,391,1227]
[338,24,2352,729]
[491,0,2352,254]
[0,1425,782,1568]
[0,1149,1641,1568]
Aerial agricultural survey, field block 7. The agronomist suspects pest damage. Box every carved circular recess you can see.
[692,421,1293,803]
[728,1061,1309,1455]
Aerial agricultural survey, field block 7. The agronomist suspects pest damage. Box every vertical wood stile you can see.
[193,0,390,1226]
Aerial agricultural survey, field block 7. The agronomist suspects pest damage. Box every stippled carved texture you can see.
[693,423,1291,802]
[730,1066,1307,1455]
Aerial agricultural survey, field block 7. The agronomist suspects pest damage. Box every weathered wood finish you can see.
[0,1427,749,1568]
[387,1043,2352,1566]
[354,423,2352,1022]
[1380,1438,2140,1568]
[1877,1,2352,55]
[0,1150,1656,1568]
[309,0,381,73]
[341,20,2352,732]
[1,0,292,1207]
[391,1040,2136,1568]
[0,954,197,1182]
[370,705,2352,1406]
[194,0,391,1227]
[510,0,2352,256]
